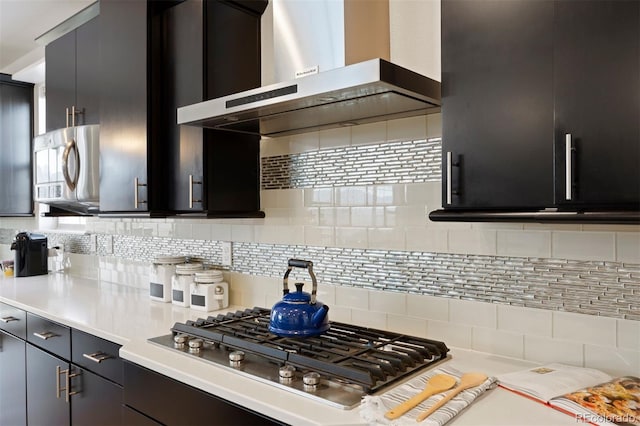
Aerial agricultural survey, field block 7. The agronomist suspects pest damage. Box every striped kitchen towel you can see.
[359,365,498,426]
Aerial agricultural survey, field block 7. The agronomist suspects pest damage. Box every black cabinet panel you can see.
[0,78,34,216]
[99,0,150,213]
[553,0,640,208]
[0,330,26,426]
[45,31,76,131]
[71,367,123,426]
[27,312,71,360]
[123,406,161,426]
[441,0,554,209]
[0,302,27,339]
[75,17,101,127]
[124,361,284,426]
[71,328,123,385]
[26,344,70,426]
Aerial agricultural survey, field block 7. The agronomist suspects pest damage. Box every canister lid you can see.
[185,256,205,264]
[194,269,224,283]
[153,256,186,265]
[175,263,204,274]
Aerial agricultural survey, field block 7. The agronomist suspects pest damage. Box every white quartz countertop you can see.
[0,273,577,426]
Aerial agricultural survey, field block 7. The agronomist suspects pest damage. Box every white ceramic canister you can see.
[190,270,229,312]
[171,262,203,307]
[149,256,187,302]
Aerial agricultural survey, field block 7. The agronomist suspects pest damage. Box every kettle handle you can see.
[282,259,318,304]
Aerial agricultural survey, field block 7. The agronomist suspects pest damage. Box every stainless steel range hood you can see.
[177,0,441,138]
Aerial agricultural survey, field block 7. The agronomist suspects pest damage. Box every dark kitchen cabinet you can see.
[0,74,34,216]
[45,16,101,132]
[0,331,27,425]
[436,0,640,220]
[99,0,157,214]
[161,0,265,217]
[553,1,640,209]
[24,313,123,425]
[124,361,284,425]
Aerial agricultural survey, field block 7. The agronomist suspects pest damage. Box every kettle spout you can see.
[312,305,329,327]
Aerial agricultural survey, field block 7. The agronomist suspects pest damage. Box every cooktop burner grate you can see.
[167,307,449,394]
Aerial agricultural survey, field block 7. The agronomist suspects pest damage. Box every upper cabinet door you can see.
[441,0,554,209]
[553,0,640,209]
[45,30,76,132]
[75,17,101,127]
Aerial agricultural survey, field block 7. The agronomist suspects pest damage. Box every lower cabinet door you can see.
[26,344,70,426]
[71,367,123,426]
[123,406,162,426]
[0,330,26,426]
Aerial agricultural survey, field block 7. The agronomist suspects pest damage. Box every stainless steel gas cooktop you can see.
[148,307,450,409]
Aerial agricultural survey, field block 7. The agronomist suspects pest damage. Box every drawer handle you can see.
[0,316,19,323]
[83,351,112,363]
[33,331,58,340]
[56,365,80,403]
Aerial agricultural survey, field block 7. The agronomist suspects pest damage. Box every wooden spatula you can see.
[384,374,457,420]
[415,372,487,422]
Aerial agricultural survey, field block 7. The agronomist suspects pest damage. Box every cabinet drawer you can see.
[0,302,26,339]
[71,329,123,385]
[26,313,70,359]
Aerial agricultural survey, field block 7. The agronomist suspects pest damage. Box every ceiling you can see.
[0,0,94,82]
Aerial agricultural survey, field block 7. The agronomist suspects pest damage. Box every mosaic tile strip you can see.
[10,229,637,321]
[261,138,442,189]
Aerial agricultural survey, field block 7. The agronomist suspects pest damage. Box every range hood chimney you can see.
[177,0,441,138]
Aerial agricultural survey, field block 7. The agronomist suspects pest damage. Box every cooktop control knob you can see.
[173,334,189,348]
[279,365,296,380]
[229,350,245,366]
[303,372,321,387]
[188,338,203,352]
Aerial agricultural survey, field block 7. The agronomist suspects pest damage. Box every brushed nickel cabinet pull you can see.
[83,351,112,363]
[189,174,203,209]
[565,134,574,201]
[134,177,148,209]
[0,316,19,323]
[33,331,57,340]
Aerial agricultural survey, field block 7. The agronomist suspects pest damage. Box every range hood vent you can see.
[177,58,440,137]
[177,0,441,137]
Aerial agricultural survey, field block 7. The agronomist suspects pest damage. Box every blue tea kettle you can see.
[269,259,330,338]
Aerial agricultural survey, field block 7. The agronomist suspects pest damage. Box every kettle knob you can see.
[294,283,304,292]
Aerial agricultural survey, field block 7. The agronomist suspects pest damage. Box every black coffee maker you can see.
[10,232,48,277]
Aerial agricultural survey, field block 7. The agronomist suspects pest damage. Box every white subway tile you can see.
[405,227,448,252]
[552,231,615,261]
[524,335,584,366]
[368,184,406,206]
[351,207,385,227]
[449,299,496,328]
[157,222,174,238]
[335,227,368,249]
[497,230,551,258]
[524,223,582,231]
[426,320,472,349]
[394,205,427,227]
[407,294,448,321]
[230,224,254,242]
[351,121,387,146]
[384,206,398,227]
[336,186,368,206]
[254,225,304,245]
[448,230,497,255]
[261,208,291,225]
[553,311,616,347]
[329,305,352,323]
[369,290,406,315]
[426,113,442,138]
[351,309,387,330]
[260,136,290,157]
[387,116,427,143]
[368,227,405,250]
[304,187,334,206]
[174,223,192,239]
[304,226,335,247]
[260,189,279,208]
[584,344,640,377]
[387,315,428,338]
[288,132,319,154]
[335,286,369,310]
[319,207,351,226]
[618,319,640,350]
[616,232,640,263]
[405,183,430,205]
[317,284,336,305]
[211,224,232,241]
[191,223,212,241]
[472,327,524,359]
[497,305,552,337]
[319,127,351,149]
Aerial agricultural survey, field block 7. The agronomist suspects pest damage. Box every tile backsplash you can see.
[1,113,638,375]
